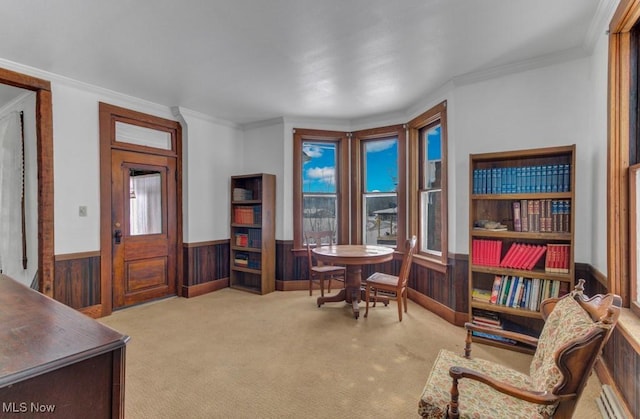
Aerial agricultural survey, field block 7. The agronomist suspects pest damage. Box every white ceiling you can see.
[0,0,609,124]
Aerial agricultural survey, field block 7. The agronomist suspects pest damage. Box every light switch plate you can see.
[79,206,87,217]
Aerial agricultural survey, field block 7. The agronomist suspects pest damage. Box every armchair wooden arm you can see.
[447,366,566,418]
[463,322,538,358]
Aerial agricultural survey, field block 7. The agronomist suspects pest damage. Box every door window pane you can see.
[130,170,162,235]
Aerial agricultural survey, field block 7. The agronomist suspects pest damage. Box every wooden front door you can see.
[111,149,177,308]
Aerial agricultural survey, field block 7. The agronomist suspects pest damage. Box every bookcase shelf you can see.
[470,265,573,281]
[468,145,575,352]
[230,173,275,295]
[471,300,543,319]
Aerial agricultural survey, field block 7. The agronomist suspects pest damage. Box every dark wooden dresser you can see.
[0,274,129,418]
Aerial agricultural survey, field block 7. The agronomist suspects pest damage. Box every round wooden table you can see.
[312,244,394,319]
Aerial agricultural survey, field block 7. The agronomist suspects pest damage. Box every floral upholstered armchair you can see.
[418,279,620,418]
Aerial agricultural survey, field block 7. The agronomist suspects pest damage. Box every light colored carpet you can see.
[100,288,602,418]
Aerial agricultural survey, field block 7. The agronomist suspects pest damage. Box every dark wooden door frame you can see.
[99,103,183,317]
[0,67,54,297]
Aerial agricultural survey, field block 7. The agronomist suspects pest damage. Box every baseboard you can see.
[182,278,229,298]
[277,280,303,291]
[79,304,103,319]
[408,289,467,327]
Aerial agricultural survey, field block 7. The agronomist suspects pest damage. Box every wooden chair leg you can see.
[397,294,403,321]
[364,284,370,318]
[309,277,313,296]
[448,372,460,419]
[327,277,331,294]
[319,277,324,297]
[464,329,472,359]
[403,289,408,313]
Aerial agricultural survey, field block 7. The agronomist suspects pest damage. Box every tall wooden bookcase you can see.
[230,173,275,295]
[468,145,575,353]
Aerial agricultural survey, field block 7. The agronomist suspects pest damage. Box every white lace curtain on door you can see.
[130,173,162,235]
[0,112,23,277]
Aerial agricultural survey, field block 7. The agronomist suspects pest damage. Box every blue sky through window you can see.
[427,126,441,160]
[303,138,399,193]
[365,138,398,192]
[302,143,337,193]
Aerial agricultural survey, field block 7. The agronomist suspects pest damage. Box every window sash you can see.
[420,190,442,256]
[362,192,397,247]
[302,193,338,238]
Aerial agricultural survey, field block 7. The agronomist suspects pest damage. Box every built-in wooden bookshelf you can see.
[468,145,575,353]
[230,173,275,295]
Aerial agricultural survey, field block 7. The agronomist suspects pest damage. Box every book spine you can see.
[512,201,521,232]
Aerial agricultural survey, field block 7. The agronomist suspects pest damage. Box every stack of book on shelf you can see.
[233,206,261,224]
[472,164,571,195]
[499,243,546,270]
[471,239,502,266]
[472,288,492,303]
[512,199,570,233]
[233,187,253,201]
[488,275,568,312]
[234,253,249,267]
[235,233,249,247]
[471,308,516,345]
[545,244,570,273]
[234,206,254,224]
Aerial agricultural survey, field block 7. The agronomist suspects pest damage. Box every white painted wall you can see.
[587,28,610,275]
[175,108,243,243]
[241,120,285,239]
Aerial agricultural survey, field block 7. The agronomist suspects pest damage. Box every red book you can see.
[508,243,528,269]
[500,243,519,268]
[560,245,570,273]
[525,245,547,270]
[544,245,556,272]
[519,244,539,270]
[493,240,502,266]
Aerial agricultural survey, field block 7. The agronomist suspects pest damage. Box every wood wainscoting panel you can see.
[182,240,229,298]
[54,252,101,310]
[408,253,468,315]
[602,325,640,418]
